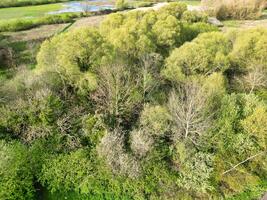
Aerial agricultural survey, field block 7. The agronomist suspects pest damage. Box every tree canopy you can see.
[0,2,267,199]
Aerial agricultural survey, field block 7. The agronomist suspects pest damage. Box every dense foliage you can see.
[0,2,266,199]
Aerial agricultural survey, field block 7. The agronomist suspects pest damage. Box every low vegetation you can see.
[0,13,78,32]
[0,2,267,200]
[0,3,63,21]
[0,0,72,8]
[202,0,266,20]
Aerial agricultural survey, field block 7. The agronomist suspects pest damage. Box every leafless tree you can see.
[237,65,267,94]
[139,53,162,105]
[81,0,91,15]
[91,63,141,127]
[97,129,141,178]
[130,128,154,158]
[168,82,212,143]
[56,106,85,150]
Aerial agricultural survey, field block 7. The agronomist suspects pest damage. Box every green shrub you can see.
[100,8,187,56]
[140,105,170,136]
[0,141,34,200]
[181,22,219,42]
[172,142,214,194]
[37,28,112,93]
[230,28,267,70]
[182,10,208,23]
[0,19,35,32]
[40,149,93,193]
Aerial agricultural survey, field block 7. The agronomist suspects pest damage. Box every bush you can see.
[182,10,208,23]
[0,89,63,142]
[130,129,154,158]
[40,149,94,193]
[172,142,214,194]
[229,28,267,93]
[230,28,267,70]
[140,105,170,136]
[181,22,219,42]
[202,0,265,20]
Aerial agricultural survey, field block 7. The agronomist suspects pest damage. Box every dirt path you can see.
[3,23,69,42]
[70,15,107,30]
[239,19,267,29]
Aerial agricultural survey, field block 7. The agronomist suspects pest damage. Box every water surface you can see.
[49,0,114,14]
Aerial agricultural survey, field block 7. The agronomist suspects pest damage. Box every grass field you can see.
[0,3,63,21]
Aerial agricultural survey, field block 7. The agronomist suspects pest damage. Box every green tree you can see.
[163,32,232,82]
[37,28,113,94]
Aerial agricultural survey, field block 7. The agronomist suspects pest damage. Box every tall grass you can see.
[202,0,265,20]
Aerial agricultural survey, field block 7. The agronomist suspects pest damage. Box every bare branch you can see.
[168,82,213,142]
[222,151,265,175]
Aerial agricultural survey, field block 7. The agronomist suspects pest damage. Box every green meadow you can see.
[0,3,63,21]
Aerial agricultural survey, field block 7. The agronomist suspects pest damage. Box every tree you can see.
[91,63,142,128]
[139,53,163,104]
[163,32,231,82]
[97,130,140,178]
[236,64,267,93]
[37,28,113,94]
[168,81,213,142]
[152,15,183,52]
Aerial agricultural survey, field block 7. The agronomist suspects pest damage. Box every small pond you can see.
[49,0,114,14]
